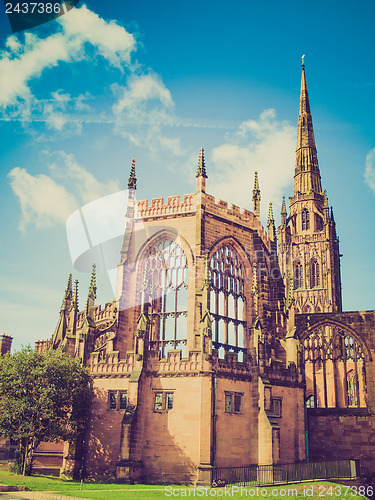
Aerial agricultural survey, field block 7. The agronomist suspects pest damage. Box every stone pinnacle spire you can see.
[128,158,137,190]
[267,202,276,241]
[196,147,208,178]
[252,171,261,218]
[88,264,97,300]
[64,273,72,299]
[61,273,73,311]
[72,279,79,309]
[294,58,322,196]
[281,196,287,226]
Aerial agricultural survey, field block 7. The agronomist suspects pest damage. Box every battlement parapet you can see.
[136,194,195,218]
[204,194,271,251]
[89,350,134,376]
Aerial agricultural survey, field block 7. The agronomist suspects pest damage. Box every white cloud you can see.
[364,148,375,194]
[49,151,119,204]
[112,73,184,155]
[0,5,136,108]
[59,5,135,68]
[209,109,296,217]
[8,167,78,231]
[8,152,120,231]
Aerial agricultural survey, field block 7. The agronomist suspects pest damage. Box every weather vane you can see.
[302,54,305,66]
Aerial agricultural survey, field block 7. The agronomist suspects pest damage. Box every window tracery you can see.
[310,259,320,288]
[145,237,188,358]
[303,324,366,409]
[209,244,247,362]
[302,209,310,230]
[294,261,303,289]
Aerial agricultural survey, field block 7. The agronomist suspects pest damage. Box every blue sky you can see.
[1,0,374,350]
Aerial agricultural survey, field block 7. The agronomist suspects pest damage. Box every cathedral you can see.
[26,63,375,483]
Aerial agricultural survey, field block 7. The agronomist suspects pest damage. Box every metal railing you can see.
[213,460,358,486]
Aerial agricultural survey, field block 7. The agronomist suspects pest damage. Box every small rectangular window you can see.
[225,394,232,413]
[271,397,282,417]
[154,392,163,410]
[233,394,242,413]
[166,393,174,410]
[109,392,117,410]
[119,392,127,410]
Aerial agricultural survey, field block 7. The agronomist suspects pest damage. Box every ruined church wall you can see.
[85,376,130,479]
[139,374,211,484]
[308,411,375,461]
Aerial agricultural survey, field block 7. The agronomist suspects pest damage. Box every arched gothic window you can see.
[305,395,319,408]
[303,325,367,409]
[209,245,246,362]
[310,259,320,288]
[294,261,303,289]
[145,237,188,358]
[315,214,324,232]
[302,209,310,230]
[347,370,359,407]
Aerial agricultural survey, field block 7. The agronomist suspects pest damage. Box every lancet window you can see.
[145,237,188,358]
[294,261,303,289]
[303,324,367,409]
[209,244,247,362]
[302,209,310,230]
[310,259,320,288]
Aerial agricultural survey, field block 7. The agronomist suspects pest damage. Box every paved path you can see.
[0,493,88,500]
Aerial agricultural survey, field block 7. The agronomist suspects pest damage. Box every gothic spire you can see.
[61,273,72,311]
[281,196,287,226]
[252,171,261,218]
[128,158,137,190]
[85,264,97,319]
[294,58,322,196]
[65,273,72,299]
[196,147,208,178]
[72,279,79,310]
[88,264,97,299]
[267,202,276,241]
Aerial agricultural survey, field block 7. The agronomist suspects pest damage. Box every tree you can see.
[0,347,93,475]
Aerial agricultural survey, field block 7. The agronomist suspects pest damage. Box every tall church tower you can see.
[278,60,342,313]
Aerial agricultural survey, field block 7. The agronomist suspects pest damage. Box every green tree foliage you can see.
[0,348,93,475]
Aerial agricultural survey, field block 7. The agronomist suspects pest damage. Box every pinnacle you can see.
[253,171,260,194]
[196,147,208,178]
[267,202,274,224]
[128,158,137,190]
[89,264,97,299]
[281,196,287,215]
[65,273,72,298]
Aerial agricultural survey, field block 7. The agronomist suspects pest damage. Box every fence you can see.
[213,460,359,486]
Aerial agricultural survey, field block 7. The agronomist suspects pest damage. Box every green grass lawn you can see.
[0,471,371,499]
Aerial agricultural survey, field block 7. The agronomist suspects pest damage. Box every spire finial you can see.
[128,158,137,190]
[252,171,261,218]
[65,273,72,298]
[89,263,97,300]
[294,59,322,196]
[73,279,79,307]
[281,196,287,226]
[196,147,208,178]
[267,202,276,241]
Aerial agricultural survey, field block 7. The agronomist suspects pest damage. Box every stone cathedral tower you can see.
[278,61,342,314]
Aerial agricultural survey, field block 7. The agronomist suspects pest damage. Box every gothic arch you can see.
[136,231,192,358]
[208,236,251,276]
[300,319,371,409]
[136,228,194,269]
[208,238,250,361]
